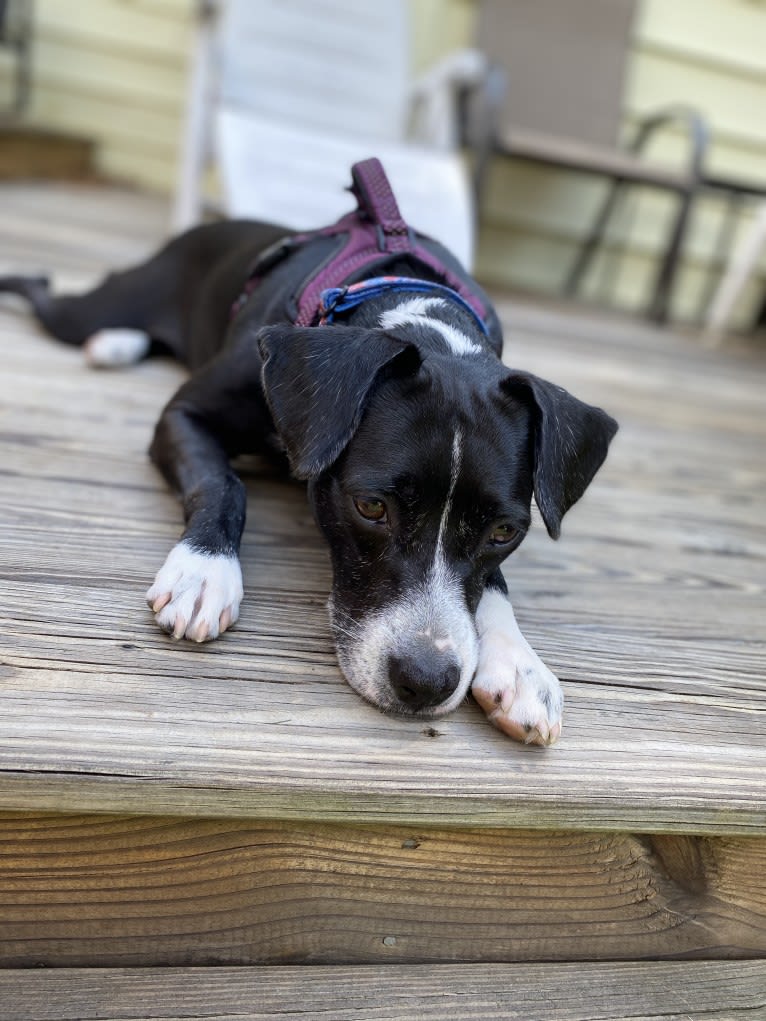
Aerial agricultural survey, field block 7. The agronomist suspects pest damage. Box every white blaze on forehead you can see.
[435,427,463,564]
[379,297,482,357]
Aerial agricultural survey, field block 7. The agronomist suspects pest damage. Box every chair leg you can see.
[564,175,624,300]
[594,179,636,306]
[567,179,699,325]
[696,191,744,323]
[647,186,695,325]
[705,202,766,338]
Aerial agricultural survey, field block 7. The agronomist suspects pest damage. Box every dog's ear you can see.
[502,372,618,540]
[258,324,421,479]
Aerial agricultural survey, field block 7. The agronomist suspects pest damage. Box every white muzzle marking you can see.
[332,427,477,715]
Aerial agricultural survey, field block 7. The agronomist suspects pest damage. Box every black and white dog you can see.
[1,160,617,746]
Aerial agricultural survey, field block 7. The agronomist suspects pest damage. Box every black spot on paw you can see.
[538,688,554,713]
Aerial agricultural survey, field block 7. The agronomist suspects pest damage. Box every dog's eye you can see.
[488,523,519,547]
[353,497,388,523]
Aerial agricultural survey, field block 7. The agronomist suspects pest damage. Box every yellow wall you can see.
[1,0,193,190]
[3,0,766,326]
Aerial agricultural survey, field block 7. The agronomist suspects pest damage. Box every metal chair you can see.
[476,0,709,323]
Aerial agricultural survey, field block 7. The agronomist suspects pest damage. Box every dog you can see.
[1,159,617,746]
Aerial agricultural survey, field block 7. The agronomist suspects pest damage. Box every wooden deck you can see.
[0,182,765,1016]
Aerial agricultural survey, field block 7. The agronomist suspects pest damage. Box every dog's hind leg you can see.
[1,220,287,369]
[0,263,167,367]
[0,222,230,366]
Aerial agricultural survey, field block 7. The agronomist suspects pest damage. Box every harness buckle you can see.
[317,285,348,323]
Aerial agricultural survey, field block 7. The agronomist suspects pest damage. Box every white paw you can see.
[472,589,563,746]
[85,328,150,367]
[146,542,243,642]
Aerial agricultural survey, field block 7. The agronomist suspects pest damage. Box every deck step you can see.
[0,127,96,180]
[2,813,766,967]
[1,184,765,838]
[0,301,764,834]
[2,207,765,837]
[2,962,765,1020]
[1,183,766,971]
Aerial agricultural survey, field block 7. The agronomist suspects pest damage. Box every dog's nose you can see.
[389,652,461,711]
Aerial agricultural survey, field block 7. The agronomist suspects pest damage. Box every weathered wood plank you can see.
[0,184,764,834]
[1,961,765,1020]
[0,814,764,967]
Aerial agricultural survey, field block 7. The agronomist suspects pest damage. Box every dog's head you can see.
[259,323,617,717]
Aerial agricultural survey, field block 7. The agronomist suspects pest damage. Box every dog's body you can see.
[1,160,617,745]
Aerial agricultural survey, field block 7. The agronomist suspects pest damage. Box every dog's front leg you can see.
[472,573,563,746]
[146,406,246,642]
[145,344,269,642]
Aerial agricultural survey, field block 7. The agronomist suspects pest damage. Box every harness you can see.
[232,157,489,335]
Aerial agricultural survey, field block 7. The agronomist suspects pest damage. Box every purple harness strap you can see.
[291,158,487,328]
[349,157,412,254]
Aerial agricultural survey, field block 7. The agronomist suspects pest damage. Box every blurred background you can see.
[2,0,766,335]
